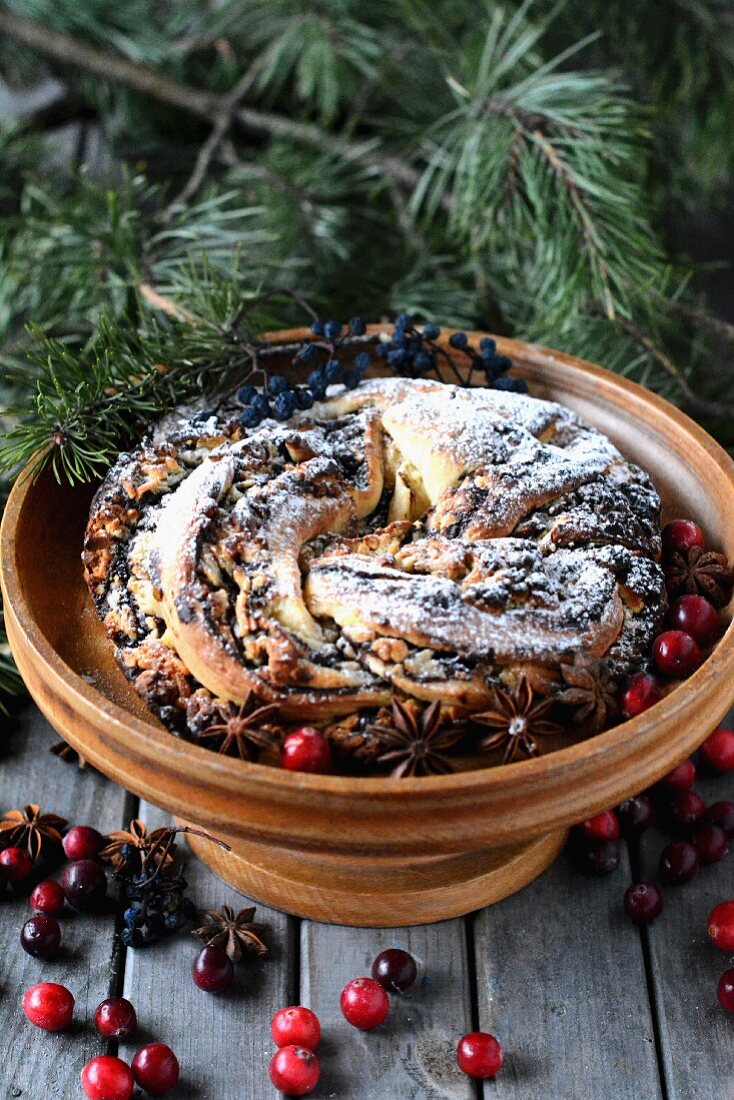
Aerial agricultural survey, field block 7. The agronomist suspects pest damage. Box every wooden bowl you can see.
[3,329,734,927]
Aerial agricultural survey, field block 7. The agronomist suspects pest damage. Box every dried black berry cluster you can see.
[116,841,196,949]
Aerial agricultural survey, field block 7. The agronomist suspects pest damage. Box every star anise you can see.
[665,545,734,608]
[193,903,268,962]
[194,694,282,760]
[472,676,564,764]
[370,698,465,777]
[0,804,67,861]
[100,818,174,873]
[50,739,88,769]
[557,653,619,732]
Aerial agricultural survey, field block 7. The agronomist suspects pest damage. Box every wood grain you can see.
[3,330,734,925]
[0,706,133,1097]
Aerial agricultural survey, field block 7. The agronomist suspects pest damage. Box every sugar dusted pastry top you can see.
[83,377,666,735]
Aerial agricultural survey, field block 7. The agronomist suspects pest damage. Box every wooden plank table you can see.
[2,701,734,1099]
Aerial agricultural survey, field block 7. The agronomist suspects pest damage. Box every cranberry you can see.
[269,1046,320,1097]
[617,794,656,835]
[456,1032,504,1079]
[695,823,729,864]
[192,945,234,993]
[653,631,702,679]
[271,1006,321,1051]
[60,859,107,911]
[22,982,74,1031]
[624,883,664,924]
[281,727,332,773]
[659,840,699,885]
[81,1056,134,1100]
[621,672,661,719]
[708,901,734,950]
[662,519,705,556]
[706,801,734,837]
[0,846,33,882]
[579,811,620,842]
[372,947,418,992]
[20,915,62,960]
[62,825,104,862]
[660,759,696,793]
[132,1043,180,1095]
[667,596,721,647]
[700,728,734,774]
[574,839,620,876]
[340,977,390,1029]
[668,789,707,832]
[30,880,65,916]
[95,997,138,1039]
[718,969,734,1013]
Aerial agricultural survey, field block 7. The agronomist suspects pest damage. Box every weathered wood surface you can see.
[4,702,734,1099]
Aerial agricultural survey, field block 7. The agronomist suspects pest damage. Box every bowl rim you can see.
[3,327,734,804]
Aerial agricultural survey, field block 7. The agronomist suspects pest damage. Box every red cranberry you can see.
[21,915,62,960]
[708,901,734,951]
[660,759,696,793]
[60,859,107,911]
[269,1046,320,1097]
[281,727,332,773]
[95,997,138,1040]
[132,1043,180,1095]
[662,519,705,556]
[695,824,730,865]
[579,811,620,842]
[62,825,104,862]
[620,672,661,719]
[718,969,734,1013]
[271,1006,321,1051]
[667,595,721,646]
[706,801,734,837]
[617,794,656,835]
[22,982,74,1031]
[81,1056,134,1100]
[659,840,699,885]
[700,728,734,774]
[192,945,234,993]
[575,839,620,876]
[456,1032,504,1079]
[30,880,65,916]
[624,883,664,924]
[340,977,390,1029]
[653,631,702,679]
[0,846,33,882]
[372,947,418,992]
[668,789,707,831]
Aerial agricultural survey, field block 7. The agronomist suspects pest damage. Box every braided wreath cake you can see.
[83,374,666,757]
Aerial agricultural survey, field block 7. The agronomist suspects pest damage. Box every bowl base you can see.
[180,824,568,926]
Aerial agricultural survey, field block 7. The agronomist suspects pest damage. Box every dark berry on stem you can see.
[62,825,104,862]
[192,945,234,993]
[324,320,342,341]
[23,982,74,1031]
[349,317,367,336]
[372,948,418,992]
[666,596,721,647]
[269,1046,320,1097]
[448,331,469,350]
[718,969,734,1013]
[618,794,656,835]
[60,859,107,911]
[694,824,730,864]
[0,846,33,882]
[662,519,705,556]
[659,840,699,885]
[21,915,62,960]
[575,839,620,876]
[95,997,138,1040]
[708,902,734,951]
[653,631,702,678]
[706,801,734,837]
[271,1006,321,1051]
[579,811,620,842]
[340,977,390,1029]
[132,1043,180,1095]
[660,759,696,793]
[30,880,65,916]
[700,728,734,774]
[456,1032,504,1079]
[81,1056,134,1100]
[624,883,663,924]
[668,790,707,831]
[281,727,332,774]
[621,673,661,719]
